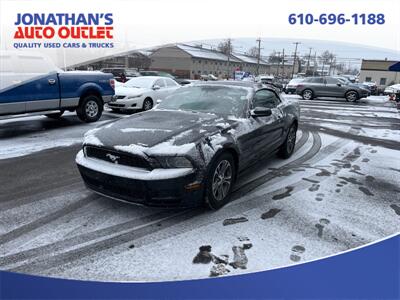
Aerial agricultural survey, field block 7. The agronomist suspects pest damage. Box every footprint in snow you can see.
[359,186,374,196]
[261,208,281,219]
[390,204,400,216]
[290,245,305,262]
[315,218,330,238]
[308,183,320,192]
[272,186,294,200]
[315,193,324,201]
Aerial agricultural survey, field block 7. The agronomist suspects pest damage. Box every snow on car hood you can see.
[115,86,149,97]
[83,110,237,156]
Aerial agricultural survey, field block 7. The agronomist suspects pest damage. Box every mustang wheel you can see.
[205,152,236,210]
[302,89,313,100]
[77,95,103,123]
[278,123,298,159]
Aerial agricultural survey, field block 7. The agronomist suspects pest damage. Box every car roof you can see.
[191,80,279,92]
[130,76,169,80]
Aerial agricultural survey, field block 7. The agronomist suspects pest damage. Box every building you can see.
[149,44,270,79]
[68,50,152,71]
[359,59,400,88]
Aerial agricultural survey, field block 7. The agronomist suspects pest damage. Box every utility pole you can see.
[281,49,285,78]
[291,42,301,79]
[226,38,231,79]
[313,51,317,76]
[276,51,281,77]
[256,38,261,76]
[306,47,312,74]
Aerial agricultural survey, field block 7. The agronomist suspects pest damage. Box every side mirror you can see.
[251,107,272,117]
[153,85,160,90]
[337,83,342,87]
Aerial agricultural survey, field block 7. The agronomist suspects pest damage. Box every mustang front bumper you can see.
[76,151,204,207]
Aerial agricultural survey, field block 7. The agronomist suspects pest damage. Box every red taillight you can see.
[109,79,115,90]
[297,84,304,89]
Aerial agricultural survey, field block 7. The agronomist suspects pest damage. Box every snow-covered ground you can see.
[0,95,399,281]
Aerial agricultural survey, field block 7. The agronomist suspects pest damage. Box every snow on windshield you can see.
[124,77,155,89]
[157,85,250,117]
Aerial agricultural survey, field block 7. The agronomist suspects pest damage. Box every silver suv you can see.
[296,76,370,102]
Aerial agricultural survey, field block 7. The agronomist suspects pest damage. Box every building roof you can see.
[361,59,400,71]
[176,44,242,63]
[231,53,269,65]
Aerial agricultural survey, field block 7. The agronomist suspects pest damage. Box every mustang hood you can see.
[84,110,236,156]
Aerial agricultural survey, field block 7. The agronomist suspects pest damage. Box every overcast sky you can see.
[1,0,399,66]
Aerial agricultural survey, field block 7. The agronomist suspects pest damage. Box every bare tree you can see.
[268,50,282,63]
[246,46,258,58]
[218,40,233,55]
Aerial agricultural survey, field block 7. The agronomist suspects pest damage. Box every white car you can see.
[384,84,400,95]
[108,76,180,112]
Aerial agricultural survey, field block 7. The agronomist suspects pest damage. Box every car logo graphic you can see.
[106,153,120,164]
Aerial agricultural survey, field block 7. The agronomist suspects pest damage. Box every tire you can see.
[142,98,153,111]
[278,123,298,159]
[302,89,313,100]
[345,90,359,102]
[45,110,64,119]
[205,152,236,210]
[76,95,103,123]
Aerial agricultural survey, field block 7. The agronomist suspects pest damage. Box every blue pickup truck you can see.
[0,51,115,122]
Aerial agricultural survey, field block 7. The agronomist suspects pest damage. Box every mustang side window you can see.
[253,89,280,109]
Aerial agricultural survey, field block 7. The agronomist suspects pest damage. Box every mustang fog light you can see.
[156,156,193,168]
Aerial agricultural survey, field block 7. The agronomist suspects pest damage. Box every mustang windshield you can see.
[158,85,250,117]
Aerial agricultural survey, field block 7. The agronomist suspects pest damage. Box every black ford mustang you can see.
[76,81,300,209]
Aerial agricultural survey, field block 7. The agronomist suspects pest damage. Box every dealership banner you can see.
[0,0,399,299]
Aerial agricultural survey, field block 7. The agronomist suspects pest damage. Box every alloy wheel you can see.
[212,160,232,201]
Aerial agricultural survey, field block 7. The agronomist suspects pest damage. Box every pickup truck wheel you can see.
[45,110,64,119]
[278,123,298,159]
[205,152,236,210]
[302,89,313,100]
[77,95,103,122]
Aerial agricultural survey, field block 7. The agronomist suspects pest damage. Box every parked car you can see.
[76,81,300,209]
[0,51,114,122]
[175,78,198,85]
[285,78,304,94]
[107,76,180,112]
[100,68,135,83]
[384,84,400,95]
[200,74,218,81]
[362,81,378,95]
[139,70,176,80]
[257,75,284,92]
[296,76,370,102]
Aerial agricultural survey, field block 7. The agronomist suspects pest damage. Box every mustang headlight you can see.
[128,94,143,99]
[155,156,193,168]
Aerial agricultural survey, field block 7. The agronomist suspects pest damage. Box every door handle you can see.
[48,79,56,85]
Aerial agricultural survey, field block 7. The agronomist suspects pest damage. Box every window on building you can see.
[380,78,387,85]
[365,77,372,82]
